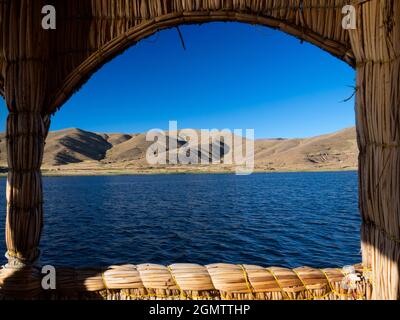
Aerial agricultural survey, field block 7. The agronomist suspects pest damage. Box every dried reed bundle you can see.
[0,263,372,300]
[349,0,400,300]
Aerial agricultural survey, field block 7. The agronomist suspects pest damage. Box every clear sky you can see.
[0,22,356,139]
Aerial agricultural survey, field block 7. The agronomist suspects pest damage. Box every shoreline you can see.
[0,167,358,177]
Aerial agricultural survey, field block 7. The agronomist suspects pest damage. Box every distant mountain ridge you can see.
[0,127,358,172]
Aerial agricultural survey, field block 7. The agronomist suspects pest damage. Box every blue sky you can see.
[0,22,356,139]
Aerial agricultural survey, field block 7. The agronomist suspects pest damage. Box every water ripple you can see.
[0,171,361,268]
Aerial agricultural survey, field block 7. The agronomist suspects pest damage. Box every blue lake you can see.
[0,171,361,268]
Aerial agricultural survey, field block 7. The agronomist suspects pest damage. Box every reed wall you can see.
[344,0,400,300]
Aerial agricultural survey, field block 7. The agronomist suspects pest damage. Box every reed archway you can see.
[0,0,399,300]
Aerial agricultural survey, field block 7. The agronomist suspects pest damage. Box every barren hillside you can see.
[0,127,358,173]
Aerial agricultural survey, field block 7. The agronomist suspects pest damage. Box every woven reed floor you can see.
[0,263,372,300]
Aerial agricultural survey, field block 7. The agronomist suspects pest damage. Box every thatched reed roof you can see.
[0,0,355,114]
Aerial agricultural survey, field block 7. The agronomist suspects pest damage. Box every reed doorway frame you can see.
[0,0,399,299]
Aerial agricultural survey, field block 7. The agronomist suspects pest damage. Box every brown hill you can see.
[0,127,358,172]
[43,128,112,165]
[254,127,358,171]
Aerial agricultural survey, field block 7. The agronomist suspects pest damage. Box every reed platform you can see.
[0,263,372,300]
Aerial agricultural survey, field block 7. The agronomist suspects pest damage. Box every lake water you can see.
[0,171,361,268]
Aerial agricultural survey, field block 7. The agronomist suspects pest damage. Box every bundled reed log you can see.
[0,266,42,299]
[0,263,372,300]
[0,0,51,268]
